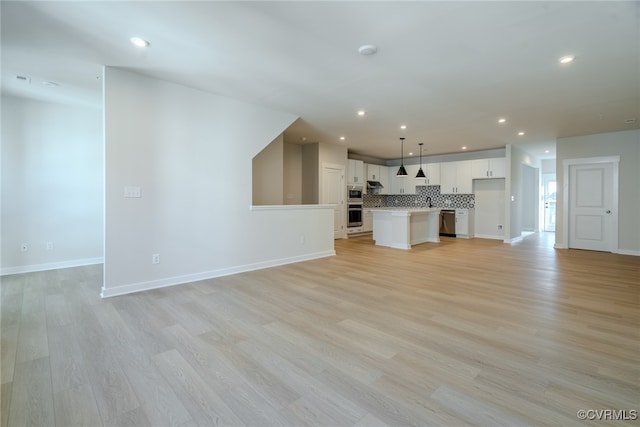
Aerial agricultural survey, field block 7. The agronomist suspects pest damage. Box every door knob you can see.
[606,210,611,214]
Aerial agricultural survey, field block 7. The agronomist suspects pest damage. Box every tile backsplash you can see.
[364,185,474,209]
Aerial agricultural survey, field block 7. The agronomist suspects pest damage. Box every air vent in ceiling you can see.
[16,75,31,84]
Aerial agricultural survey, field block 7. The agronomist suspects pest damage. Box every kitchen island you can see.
[369,208,441,249]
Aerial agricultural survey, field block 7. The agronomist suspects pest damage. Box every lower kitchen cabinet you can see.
[455,208,474,238]
[363,211,373,232]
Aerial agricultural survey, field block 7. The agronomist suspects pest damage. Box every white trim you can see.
[615,249,640,257]
[504,236,523,244]
[554,243,568,249]
[1,257,104,276]
[562,156,620,253]
[250,204,336,211]
[474,234,505,240]
[101,250,335,298]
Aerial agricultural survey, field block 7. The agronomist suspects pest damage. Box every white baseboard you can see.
[101,250,336,298]
[615,249,640,256]
[554,243,567,249]
[504,236,523,244]
[1,257,104,276]
[474,234,505,240]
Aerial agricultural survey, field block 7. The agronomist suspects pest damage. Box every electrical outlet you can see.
[46,242,54,251]
[498,224,503,230]
[152,254,160,264]
[20,243,28,252]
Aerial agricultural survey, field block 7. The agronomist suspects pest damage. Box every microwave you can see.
[347,185,363,202]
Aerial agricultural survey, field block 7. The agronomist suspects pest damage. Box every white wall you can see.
[102,67,335,296]
[252,134,284,205]
[1,95,103,274]
[505,144,541,241]
[556,129,640,254]
[283,142,302,205]
[473,179,505,239]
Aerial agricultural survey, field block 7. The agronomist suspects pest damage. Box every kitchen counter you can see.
[368,208,441,249]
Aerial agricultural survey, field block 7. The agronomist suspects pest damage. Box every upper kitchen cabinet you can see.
[471,158,506,179]
[440,161,473,194]
[366,163,381,181]
[365,163,389,194]
[390,164,419,194]
[348,159,364,184]
[425,163,441,186]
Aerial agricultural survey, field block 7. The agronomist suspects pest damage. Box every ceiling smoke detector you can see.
[358,44,378,56]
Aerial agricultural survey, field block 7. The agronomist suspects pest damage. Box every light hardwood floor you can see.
[1,233,639,426]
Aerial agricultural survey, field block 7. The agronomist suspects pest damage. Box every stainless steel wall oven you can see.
[348,203,363,227]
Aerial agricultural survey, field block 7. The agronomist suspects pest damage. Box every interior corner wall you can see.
[507,144,541,241]
[102,67,334,296]
[1,95,103,274]
[301,143,319,204]
[252,134,284,205]
[283,142,302,205]
[556,129,640,253]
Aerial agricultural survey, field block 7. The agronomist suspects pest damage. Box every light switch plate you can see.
[124,186,142,198]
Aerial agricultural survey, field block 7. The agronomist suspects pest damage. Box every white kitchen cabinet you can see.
[365,163,389,194]
[440,161,473,194]
[471,158,506,179]
[363,211,373,232]
[378,165,389,194]
[425,163,440,185]
[455,208,474,238]
[390,164,418,194]
[366,164,380,181]
[348,159,364,184]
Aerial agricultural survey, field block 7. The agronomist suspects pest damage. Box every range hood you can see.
[367,180,384,189]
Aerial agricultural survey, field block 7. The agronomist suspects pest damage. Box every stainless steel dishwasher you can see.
[439,209,456,236]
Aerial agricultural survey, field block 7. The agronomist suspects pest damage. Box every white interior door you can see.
[322,165,345,239]
[543,174,556,232]
[569,163,615,251]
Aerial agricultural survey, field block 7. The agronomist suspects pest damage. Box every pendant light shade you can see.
[416,143,426,178]
[397,137,408,177]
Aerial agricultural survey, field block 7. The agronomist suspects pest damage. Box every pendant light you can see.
[397,137,408,176]
[416,143,426,178]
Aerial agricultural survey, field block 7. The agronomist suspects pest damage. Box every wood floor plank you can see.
[0,324,18,385]
[15,311,48,363]
[92,302,194,427]
[68,302,140,421]
[2,233,638,426]
[1,382,11,427]
[44,293,72,327]
[47,324,91,394]
[8,357,54,427]
[52,383,102,427]
[153,348,246,427]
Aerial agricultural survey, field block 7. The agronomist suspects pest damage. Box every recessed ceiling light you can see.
[339,136,345,141]
[559,55,575,64]
[461,146,467,150]
[357,110,366,116]
[400,125,407,130]
[518,131,525,136]
[409,152,414,156]
[130,37,150,48]
[545,150,550,153]
[498,118,506,124]
[358,44,378,56]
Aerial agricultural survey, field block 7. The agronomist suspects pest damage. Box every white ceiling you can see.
[2,1,639,160]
